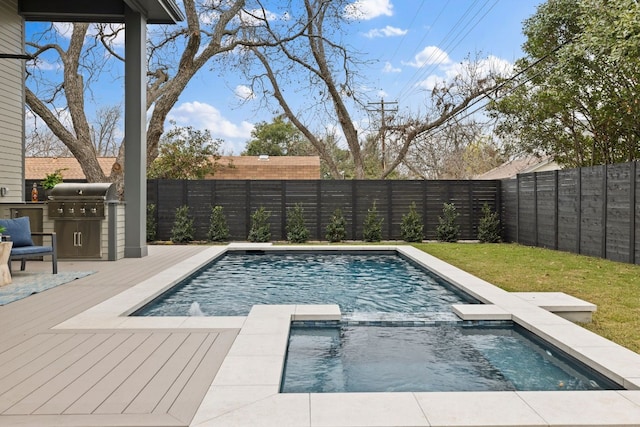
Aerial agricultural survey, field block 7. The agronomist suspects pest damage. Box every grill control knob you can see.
[69,208,74,214]
[80,208,86,214]
[91,208,97,214]
[57,208,63,214]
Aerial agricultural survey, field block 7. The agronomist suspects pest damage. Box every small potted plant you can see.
[0,225,7,242]
[41,168,65,197]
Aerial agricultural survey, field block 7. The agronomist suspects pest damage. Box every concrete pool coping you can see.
[53,243,640,426]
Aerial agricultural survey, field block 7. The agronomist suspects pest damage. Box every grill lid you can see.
[48,183,117,201]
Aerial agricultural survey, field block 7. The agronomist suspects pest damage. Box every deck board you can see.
[0,246,239,426]
[34,333,140,415]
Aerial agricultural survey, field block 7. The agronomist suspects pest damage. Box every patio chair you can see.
[0,216,58,274]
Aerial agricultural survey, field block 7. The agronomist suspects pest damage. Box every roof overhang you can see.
[18,0,184,24]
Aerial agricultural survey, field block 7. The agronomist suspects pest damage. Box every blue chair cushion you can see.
[0,217,34,248]
[11,245,53,256]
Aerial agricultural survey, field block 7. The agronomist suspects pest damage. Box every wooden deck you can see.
[0,246,239,427]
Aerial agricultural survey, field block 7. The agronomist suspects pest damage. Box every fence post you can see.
[554,170,559,250]
[422,181,428,239]
[281,181,287,240]
[577,168,582,254]
[387,181,393,239]
[352,180,358,240]
[602,164,608,259]
[316,181,322,241]
[533,173,538,247]
[245,180,251,239]
[631,161,637,264]
[515,174,520,243]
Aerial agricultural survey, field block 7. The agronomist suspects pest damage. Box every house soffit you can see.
[18,0,184,24]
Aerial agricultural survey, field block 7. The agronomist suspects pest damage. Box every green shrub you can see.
[400,202,424,242]
[146,203,157,242]
[286,203,310,243]
[362,201,383,242]
[208,205,230,242]
[325,208,347,242]
[171,205,194,243]
[436,202,460,242]
[248,206,271,242]
[477,202,501,243]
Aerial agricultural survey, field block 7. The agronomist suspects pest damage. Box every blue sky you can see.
[26,0,542,155]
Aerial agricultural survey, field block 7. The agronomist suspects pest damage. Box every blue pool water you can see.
[134,251,478,317]
[281,324,622,393]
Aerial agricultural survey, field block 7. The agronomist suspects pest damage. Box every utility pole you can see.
[367,98,398,171]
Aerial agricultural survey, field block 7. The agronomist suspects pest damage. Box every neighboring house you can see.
[474,155,560,180]
[25,156,322,181]
[211,156,321,180]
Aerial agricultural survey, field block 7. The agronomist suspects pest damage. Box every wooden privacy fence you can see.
[501,161,639,264]
[148,179,500,242]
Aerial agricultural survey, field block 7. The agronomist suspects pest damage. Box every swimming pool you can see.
[57,245,640,426]
[134,251,478,317]
[281,323,622,393]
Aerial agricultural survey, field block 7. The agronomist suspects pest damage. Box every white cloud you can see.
[345,0,393,20]
[168,101,254,154]
[416,75,446,91]
[364,25,407,38]
[234,85,255,100]
[403,46,451,68]
[239,8,278,26]
[93,24,125,48]
[53,23,73,38]
[53,22,124,49]
[382,62,401,73]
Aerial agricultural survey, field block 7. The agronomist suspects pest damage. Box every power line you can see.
[412,36,575,142]
[395,0,498,101]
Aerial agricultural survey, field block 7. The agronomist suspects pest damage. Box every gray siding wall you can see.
[0,0,24,202]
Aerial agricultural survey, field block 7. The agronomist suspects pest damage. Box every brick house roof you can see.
[25,156,321,180]
[25,157,116,180]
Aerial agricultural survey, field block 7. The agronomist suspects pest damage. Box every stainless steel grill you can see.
[47,183,117,259]
[47,183,116,219]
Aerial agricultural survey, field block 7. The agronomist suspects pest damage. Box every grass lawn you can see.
[413,242,640,354]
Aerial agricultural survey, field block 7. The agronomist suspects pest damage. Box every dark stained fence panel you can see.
[536,171,558,249]
[606,164,631,262]
[148,179,500,242]
[500,161,640,265]
[500,179,517,242]
[319,181,354,240]
[579,166,604,258]
[557,169,580,253]
[390,181,425,240]
[187,180,215,240]
[517,174,536,246]
[248,181,284,240]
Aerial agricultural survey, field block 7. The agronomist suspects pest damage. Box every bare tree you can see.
[231,0,368,178]
[91,105,121,156]
[24,0,262,190]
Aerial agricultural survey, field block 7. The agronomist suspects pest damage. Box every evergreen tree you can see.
[362,201,383,242]
[436,203,460,242]
[325,208,347,242]
[286,203,310,243]
[171,205,195,243]
[208,205,230,242]
[477,203,501,243]
[400,202,424,242]
[248,207,271,242]
[146,203,157,242]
